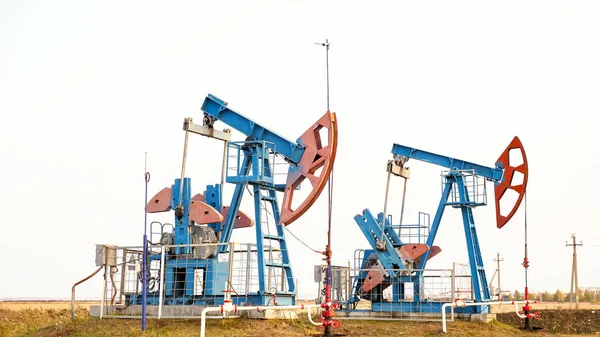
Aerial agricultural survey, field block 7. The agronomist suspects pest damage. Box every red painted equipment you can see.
[494,136,529,229]
[192,193,254,229]
[280,111,338,225]
[146,187,223,224]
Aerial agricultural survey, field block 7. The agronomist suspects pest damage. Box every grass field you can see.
[0,301,100,311]
[1,301,599,337]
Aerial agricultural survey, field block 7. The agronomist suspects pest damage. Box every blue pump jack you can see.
[348,137,529,314]
[128,94,338,307]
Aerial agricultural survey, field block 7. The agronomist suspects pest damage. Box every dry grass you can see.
[1,302,599,337]
[0,309,513,337]
[0,301,100,311]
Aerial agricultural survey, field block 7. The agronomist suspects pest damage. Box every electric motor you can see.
[191,225,218,259]
[160,232,174,246]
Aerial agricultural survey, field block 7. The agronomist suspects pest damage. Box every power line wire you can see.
[283,226,322,254]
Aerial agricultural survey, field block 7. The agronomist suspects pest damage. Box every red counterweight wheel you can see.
[280,111,338,225]
[494,136,529,229]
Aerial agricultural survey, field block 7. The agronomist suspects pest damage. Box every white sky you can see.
[1,0,599,301]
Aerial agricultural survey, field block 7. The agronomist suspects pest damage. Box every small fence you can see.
[313,262,474,321]
[94,243,474,322]
[95,242,291,319]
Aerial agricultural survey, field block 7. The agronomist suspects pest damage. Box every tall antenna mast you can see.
[142,152,150,331]
[315,39,331,111]
[314,38,340,336]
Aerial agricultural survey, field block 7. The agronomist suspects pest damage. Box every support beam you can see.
[391,143,504,181]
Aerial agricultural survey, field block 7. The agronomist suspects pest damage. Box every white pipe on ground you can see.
[514,301,535,319]
[442,300,529,333]
[306,305,323,326]
[158,246,165,319]
[200,304,320,337]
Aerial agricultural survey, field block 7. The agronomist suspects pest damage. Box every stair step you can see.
[265,262,290,268]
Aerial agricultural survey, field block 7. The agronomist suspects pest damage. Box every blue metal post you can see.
[455,174,490,301]
[171,178,192,255]
[204,184,223,234]
[253,184,267,296]
[142,236,147,329]
[218,154,252,254]
[416,182,452,270]
[269,188,295,293]
[142,166,150,330]
[412,181,452,302]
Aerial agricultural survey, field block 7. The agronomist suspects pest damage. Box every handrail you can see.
[71,266,103,320]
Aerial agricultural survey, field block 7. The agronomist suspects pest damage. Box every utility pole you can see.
[566,234,583,309]
[494,252,504,301]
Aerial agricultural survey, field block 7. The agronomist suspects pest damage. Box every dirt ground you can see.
[497,309,600,334]
[491,302,600,313]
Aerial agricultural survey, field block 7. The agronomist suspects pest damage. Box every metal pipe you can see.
[71,266,103,320]
[119,249,127,304]
[110,267,117,305]
[399,177,407,226]
[227,242,234,294]
[158,245,165,319]
[307,305,323,326]
[245,246,251,294]
[326,38,330,112]
[442,300,529,333]
[179,123,190,203]
[515,302,528,318]
[381,168,393,246]
[522,192,533,328]
[221,140,228,192]
[200,304,320,337]
[100,252,108,319]
[451,263,455,306]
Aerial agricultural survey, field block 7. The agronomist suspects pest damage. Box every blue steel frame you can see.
[223,141,296,298]
[351,143,507,314]
[129,95,301,307]
[202,93,305,303]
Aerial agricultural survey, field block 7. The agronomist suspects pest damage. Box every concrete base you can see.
[89,305,299,320]
[334,310,446,319]
[470,313,496,323]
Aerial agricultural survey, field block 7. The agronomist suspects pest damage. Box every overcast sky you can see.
[1,1,599,301]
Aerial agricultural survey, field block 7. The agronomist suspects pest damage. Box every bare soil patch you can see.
[497,309,600,335]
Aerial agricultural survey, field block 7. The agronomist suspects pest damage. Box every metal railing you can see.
[442,169,488,206]
[96,242,291,319]
[313,264,474,321]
